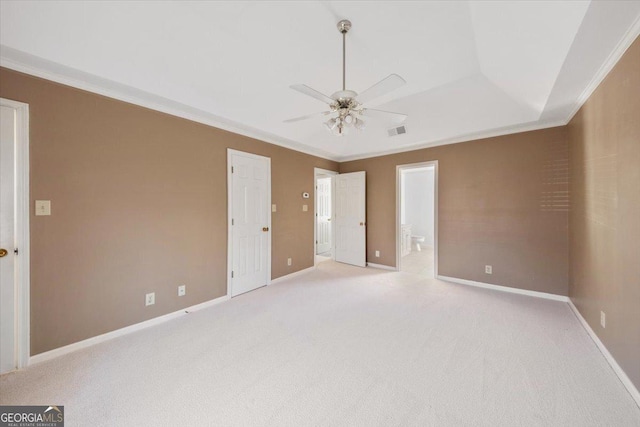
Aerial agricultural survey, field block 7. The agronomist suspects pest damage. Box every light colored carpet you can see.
[316,252,332,264]
[400,245,434,277]
[1,261,639,426]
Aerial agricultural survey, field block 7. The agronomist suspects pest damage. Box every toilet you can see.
[411,235,425,252]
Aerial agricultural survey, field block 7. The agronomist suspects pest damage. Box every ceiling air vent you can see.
[388,125,407,137]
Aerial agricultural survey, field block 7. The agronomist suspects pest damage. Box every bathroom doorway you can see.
[397,161,438,277]
[314,168,338,265]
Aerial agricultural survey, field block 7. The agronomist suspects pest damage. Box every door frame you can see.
[313,167,338,266]
[226,149,272,297]
[1,98,30,369]
[396,161,438,275]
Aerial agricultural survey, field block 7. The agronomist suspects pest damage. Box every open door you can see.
[334,171,366,267]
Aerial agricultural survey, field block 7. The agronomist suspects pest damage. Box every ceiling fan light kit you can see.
[286,19,408,137]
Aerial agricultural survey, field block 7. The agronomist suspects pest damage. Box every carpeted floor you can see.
[400,245,434,277]
[1,261,639,426]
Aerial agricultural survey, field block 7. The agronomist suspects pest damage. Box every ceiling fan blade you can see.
[290,84,335,105]
[361,108,407,124]
[356,74,406,105]
[283,111,333,123]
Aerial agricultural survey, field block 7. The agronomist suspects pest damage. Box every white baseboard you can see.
[436,275,569,302]
[270,266,315,285]
[568,300,640,408]
[367,262,397,271]
[28,294,230,366]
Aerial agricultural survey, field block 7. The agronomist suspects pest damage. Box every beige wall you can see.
[567,37,640,390]
[340,127,569,296]
[0,68,338,355]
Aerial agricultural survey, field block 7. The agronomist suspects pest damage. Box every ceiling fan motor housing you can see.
[331,90,358,102]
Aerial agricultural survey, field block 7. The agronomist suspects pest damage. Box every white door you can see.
[316,177,332,254]
[229,150,270,297]
[335,171,366,267]
[0,105,16,374]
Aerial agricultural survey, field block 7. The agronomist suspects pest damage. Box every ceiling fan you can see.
[284,19,407,136]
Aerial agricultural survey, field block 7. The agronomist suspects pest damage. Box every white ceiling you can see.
[1,1,639,161]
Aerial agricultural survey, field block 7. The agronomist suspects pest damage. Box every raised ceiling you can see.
[1,1,639,161]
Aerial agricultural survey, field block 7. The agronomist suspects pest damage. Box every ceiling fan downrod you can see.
[337,20,351,92]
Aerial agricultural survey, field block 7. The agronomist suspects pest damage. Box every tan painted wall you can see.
[0,68,338,355]
[340,127,569,296]
[567,37,640,389]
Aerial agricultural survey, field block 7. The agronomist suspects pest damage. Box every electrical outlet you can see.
[145,292,155,306]
[485,265,492,274]
[272,204,277,212]
[178,285,186,297]
[600,311,606,328]
[287,258,292,266]
[302,204,308,212]
[35,200,51,216]
[375,250,380,257]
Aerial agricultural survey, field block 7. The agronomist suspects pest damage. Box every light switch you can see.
[272,204,277,212]
[35,200,51,216]
[302,204,308,212]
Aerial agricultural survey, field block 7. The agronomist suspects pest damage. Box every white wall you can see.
[401,168,435,247]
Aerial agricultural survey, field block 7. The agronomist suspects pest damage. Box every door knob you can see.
[262,227,269,232]
[0,249,8,257]
[327,218,331,221]
[359,222,364,226]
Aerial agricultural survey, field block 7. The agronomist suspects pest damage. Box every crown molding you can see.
[564,15,640,123]
[336,119,567,162]
[0,46,339,162]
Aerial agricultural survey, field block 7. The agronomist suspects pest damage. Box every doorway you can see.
[227,149,271,297]
[397,162,438,277]
[314,168,337,265]
[314,169,366,268]
[0,98,30,374]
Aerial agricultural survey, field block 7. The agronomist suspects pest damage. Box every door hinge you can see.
[231,166,234,173]
[231,271,234,278]
[316,240,318,244]
[14,248,18,255]
[232,218,234,226]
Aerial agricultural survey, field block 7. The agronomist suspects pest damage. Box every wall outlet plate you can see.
[287,258,292,266]
[375,250,380,257]
[600,311,606,328]
[35,200,51,216]
[485,265,492,274]
[178,285,186,297]
[145,292,155,306]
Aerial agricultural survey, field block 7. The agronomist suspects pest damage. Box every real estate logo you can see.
[0,405,64,427]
